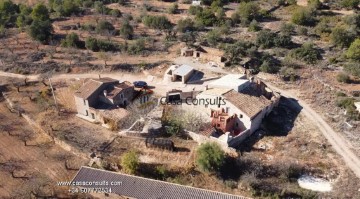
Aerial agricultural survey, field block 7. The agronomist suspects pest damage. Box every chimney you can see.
[103,90,107,96]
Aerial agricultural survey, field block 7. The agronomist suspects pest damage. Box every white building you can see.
[195,79,280,147]
[208,74,250,92]
[355,102,360,112]
[192,0,201,6]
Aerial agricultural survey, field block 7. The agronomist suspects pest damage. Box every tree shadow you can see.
[238,96,303,152]
[138,162,181,180]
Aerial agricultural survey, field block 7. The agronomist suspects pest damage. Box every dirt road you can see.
[2,70,360,178]
[265,83,360,179]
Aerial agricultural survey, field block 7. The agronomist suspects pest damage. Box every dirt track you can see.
[265,83,360,179]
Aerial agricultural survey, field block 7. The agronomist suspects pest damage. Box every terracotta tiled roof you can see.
[72,167,249,199]
[74,78,118,99]
[74,80,103,99]
[105,81,133,99]
[223,90,271,119]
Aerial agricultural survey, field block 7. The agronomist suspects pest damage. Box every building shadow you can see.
[237,96,303,152]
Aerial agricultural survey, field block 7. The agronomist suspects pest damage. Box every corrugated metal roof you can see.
[72,167,250,199]
[173,65,194,76]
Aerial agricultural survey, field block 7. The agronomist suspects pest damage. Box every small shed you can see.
[145,138,175,151]
[172,64,195,84]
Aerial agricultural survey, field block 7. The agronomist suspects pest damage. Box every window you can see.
[239,114,243,118]
[83,99,86,105]
[91,113,95,119]
[86,110,89,116]
[120,93,123,99]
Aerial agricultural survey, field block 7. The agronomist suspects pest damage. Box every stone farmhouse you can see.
[74,77,135,128]
[180,45,227,67]
[195,77,280,147]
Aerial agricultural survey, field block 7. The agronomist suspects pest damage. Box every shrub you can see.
[61,32,81,48]
[280,23,295,35]
[347,39,360,60]
[344,62,360,77]
[120,20,134,39]
[291,7,315,26]
[248,20,261,32]
[330,27,354,48]
[127,39,146,55]
[85,37,119,52]
[96,20,115,34]
[260,60,279,74]
[274,34,292,48]
[168,3,178,14]
[256,29,275,48]
[196,142,225,173]
[110,9,121,17]
[337,73,351,83]
[341,0,360,9]
[290,42,321,64]
[120,150,139,174]
[188,5,203,15]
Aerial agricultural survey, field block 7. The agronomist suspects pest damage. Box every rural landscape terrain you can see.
[0,0,360,198]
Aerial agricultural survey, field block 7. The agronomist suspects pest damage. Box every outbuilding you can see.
[209,74,250,92]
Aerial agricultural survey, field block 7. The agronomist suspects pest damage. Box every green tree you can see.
[28,20,53,44]
[0,0,19,27]
[16,4,33,28]
[330,27,354,48]
[347,39,360,60]
[142,15,172,30]
[188,5,203,15]
[120,150,139,174]
[237,2,261,25]
[206,29,221,46]
[31,3,49,21]
[225,41,254,64]
[176,18,195,33]
[196,142,225,173]
[195,8,217,27]
[120,20,134,40]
